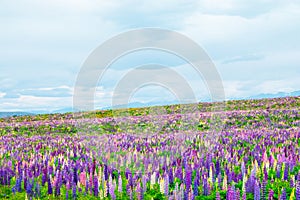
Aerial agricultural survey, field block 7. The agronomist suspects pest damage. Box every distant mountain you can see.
[248,90,300,100]
[101,100,182,110]
[1,91,299,116]
[0,112,34,118]
[51,107,74,114]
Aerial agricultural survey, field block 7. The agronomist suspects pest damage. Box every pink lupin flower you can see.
[79,171,87,187]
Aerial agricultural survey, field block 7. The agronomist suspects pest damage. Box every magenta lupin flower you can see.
[268,189,274,200]
[216,191,221,200]
[242,192,246,200]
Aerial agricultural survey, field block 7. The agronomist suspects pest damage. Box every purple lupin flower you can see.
[73,166,78,184]
[246,174,255,193]
[242,192,246,200]
[184,187,189,200]
[164,173,169,196]
[254,181,260,200]
[276,164,281,179]
[176,166,183,180]
[42,168,47,186]
[35,182,41,198]
[226,185,231,200]
[296,173,300,200]
[126,183,133,200]
[268,189,274,200]
[169,167,174,184]
[216,191,221,200]
[128,173,133,188]
[142,175,147,193]
[104,164,108,180]
[26,178,34,197]
[216,160,221,176]
[15,176,22,192]
[55,171,61,196]
[193,176,199,197]
[85,179,89,195]
[109,175,115,200]
[236,188,240,200]
[72,182,77,199]
[136,182,143,200]
[203,177,209,196]
[93,176,99,197]
[218,173,222,189]
[24,174,27,193]
[47,177,53,195]
[262,178,267,200]
[283,163,289,181]
[185,167,192,198]
[263,166,268,181]
[280,188,286,200]
[290,177,295,188]
[66,189,69,200]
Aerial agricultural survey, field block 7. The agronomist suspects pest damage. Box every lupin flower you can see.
[93,176,99,197]
[185,167,192,192]
[142,175,147,193]
[26,178,34,197]
[79,171,86,187]
[236,188,240,200]
[150,172,156,189]
[47,177,53,195]
[176,166,183,180]
[216,191,221,200]
[268,189,274,200]
[254,181,260,200]
[159,177,165,195]
[72,182,77,199]
[164,173,169,196]
[203,177,209,196]
[194,176,199,197]
[280,188,286,200]
[168,167,173,184]
[34,182,41,198]
[85,179,89,195]
[126,183,133,200]
[242,192,246,200]
[66,189,69,200]
[136,182,143,200]
[283,163,289,181]
[108,175,116,200]
[262,178,267,200]
[290,176,295,188]
[276,164,281,179]
[118,174,123,193]
[296,173,300,200]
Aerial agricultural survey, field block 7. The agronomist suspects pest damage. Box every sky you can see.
[0,0,300,112]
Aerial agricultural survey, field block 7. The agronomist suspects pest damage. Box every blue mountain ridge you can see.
[1,90,299,117]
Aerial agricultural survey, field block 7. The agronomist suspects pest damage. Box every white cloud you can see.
[0,92,6,98]
[1,0,300,112]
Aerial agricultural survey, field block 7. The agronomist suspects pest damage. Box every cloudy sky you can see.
[0,0,299,112]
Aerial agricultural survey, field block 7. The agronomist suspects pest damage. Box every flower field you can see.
[0,97,299,199]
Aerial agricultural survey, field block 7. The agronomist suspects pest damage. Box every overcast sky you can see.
[0,0,299,112]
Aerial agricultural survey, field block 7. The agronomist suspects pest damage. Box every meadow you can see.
[0,96,299,199]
